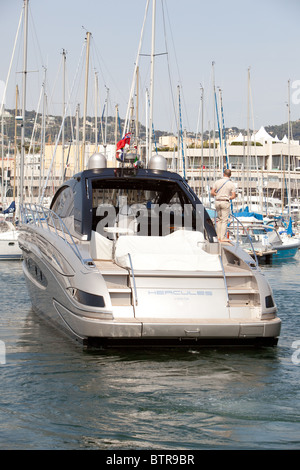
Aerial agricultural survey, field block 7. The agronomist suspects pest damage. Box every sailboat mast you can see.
[95,71,98,148]
[148,0,156,160]
[145,89,149,165]
[61,49,66,183]
[38,69,46,202]
[246,67,250,207]
[135,66,139,155]
[20,0,29,206]
[123,0,150,136]
[201,85,204,197]
[75,104,80,173]
[177,86,180,172]
[212,62,216,182]
[1,105,4,203]
[114,104,118,164]
[13,85,19,202]
[104,86,109,157]
[287,79,291,217]
[81,31,91,171]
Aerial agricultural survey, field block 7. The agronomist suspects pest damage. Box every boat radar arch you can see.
[124,153,143,168]
[124,152,136,163]
[148,154,167,171]
[87,153,107,170]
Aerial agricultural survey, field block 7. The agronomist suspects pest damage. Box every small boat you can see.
[17,153,281,348]
[234,223,300,262]
[283,200,300,220]
[235,196,283,218]
[0,218,22,260]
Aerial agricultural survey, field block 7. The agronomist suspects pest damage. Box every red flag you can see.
[116,133,131,151]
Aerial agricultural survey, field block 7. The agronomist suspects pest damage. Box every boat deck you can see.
[94,258,254,277]
[94,259,128,274]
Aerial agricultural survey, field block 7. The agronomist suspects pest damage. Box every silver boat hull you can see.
[18,165,281,349]
[20,227,281,348]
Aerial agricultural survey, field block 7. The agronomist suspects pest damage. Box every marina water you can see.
[0,255,299,450]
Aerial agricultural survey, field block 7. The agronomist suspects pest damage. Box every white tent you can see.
[280,135,299,145]
[230,132,245,143]
[230,126,299,146]
[251,126,274,144]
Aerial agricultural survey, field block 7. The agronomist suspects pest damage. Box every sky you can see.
[1,0,300,136]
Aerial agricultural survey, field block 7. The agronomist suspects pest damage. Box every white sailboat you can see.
[0,1,28,261]
[0,144,22,259]
[0,110,22,260]
[0,80,22,260]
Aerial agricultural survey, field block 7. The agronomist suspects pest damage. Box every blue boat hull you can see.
[273,244,300,259]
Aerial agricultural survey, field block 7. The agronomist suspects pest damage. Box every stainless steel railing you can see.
[227,212,259,267]
[20,203,83,263]
[127,252,138,307]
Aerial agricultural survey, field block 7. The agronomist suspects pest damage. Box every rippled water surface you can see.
[0,255,299,450]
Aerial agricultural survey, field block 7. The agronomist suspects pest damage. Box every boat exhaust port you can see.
[184,329,201,338]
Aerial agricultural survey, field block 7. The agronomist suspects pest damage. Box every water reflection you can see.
[0,258,299,449]
[8,309,284,449]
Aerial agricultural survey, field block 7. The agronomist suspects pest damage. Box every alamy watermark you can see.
[0,340,6,365]
[94,200,205,239]
[291,340,300,365]
[292,80,300,104]
[0,80,5,107]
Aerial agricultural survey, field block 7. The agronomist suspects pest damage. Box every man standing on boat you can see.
[211,168,236,242]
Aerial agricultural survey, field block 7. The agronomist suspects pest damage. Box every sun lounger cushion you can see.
[114,229,221,271]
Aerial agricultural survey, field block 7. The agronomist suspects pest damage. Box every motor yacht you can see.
[18,153,281,348]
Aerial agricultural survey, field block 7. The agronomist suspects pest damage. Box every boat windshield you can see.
[91,178,207,238]
[0,220,11,233]
[92,179,189,207]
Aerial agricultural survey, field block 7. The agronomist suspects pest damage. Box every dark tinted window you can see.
[51,186,74,218]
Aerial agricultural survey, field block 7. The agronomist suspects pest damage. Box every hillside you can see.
[1,109,171,150]
[265,120,300,140]
[1,108,299,148]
